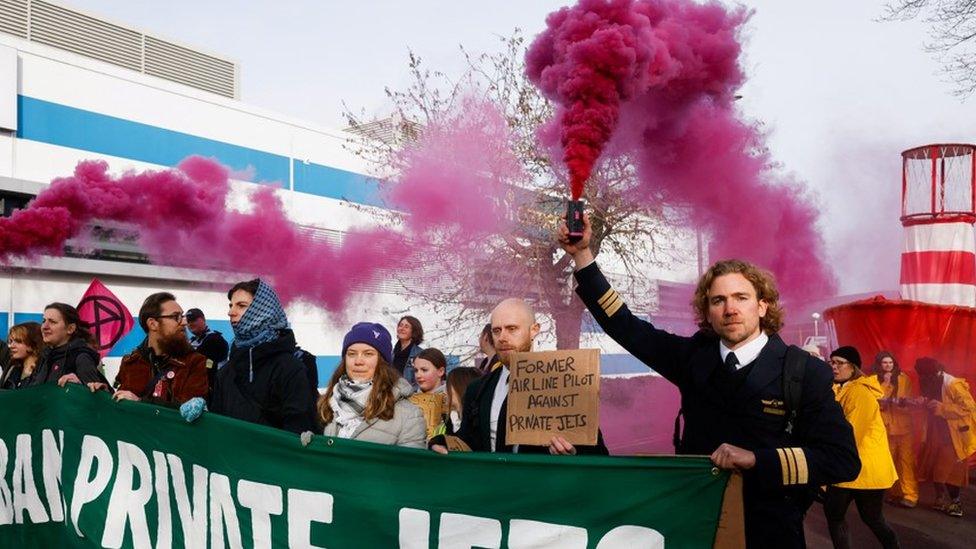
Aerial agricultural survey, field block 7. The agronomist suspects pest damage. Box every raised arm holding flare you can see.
[558,213,859,548]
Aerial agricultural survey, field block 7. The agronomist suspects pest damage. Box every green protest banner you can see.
[0,385,734,548]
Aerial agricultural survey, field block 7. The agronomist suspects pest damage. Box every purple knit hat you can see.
[342,322,393,364]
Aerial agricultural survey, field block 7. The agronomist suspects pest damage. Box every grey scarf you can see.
[329,376,373,438]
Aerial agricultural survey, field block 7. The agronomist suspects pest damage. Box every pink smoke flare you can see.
[528,0,836,303]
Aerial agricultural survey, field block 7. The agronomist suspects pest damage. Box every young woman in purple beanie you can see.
[317,322,426,448]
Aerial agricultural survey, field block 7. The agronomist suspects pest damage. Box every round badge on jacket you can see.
[166,371,175,380]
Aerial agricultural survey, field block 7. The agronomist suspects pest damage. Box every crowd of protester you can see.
[0,215,974,548]
[0,277,497,452]
[787,342,976,549]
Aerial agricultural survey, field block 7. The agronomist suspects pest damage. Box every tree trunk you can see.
[552,296,585,350]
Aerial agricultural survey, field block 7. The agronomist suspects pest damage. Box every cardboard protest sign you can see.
[409,392,447,439]
[506,349,600,446]
[445,435,472,452]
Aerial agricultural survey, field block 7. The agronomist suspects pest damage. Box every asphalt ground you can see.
[805,484,976,548]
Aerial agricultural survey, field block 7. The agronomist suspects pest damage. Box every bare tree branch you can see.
[341,30,681,353]
[882,0,976,96]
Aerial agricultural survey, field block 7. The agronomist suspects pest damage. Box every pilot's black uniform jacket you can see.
[575,262,860,548]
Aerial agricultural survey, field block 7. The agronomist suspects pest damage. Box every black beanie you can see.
[830,346,861,367]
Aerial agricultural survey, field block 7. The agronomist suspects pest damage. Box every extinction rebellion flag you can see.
[0,386,741,548]
[76,279,135,358]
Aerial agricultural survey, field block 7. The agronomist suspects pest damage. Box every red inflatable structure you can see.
[826,144,976,385]
[826,297,976,383]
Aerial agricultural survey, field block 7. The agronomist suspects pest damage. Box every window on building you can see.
[0,190,33,217]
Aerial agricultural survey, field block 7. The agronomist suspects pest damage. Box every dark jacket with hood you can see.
[190,328,228,405]
[210,329,316,434]
[190,328,229,367]
[12,338,106,388]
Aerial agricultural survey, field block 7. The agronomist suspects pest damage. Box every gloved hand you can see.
[180,397,207,423]
[300,431,314,447]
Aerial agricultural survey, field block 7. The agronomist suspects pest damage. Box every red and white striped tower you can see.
[900,144,976,307]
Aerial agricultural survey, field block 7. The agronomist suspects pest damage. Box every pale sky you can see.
[59,0,975,295]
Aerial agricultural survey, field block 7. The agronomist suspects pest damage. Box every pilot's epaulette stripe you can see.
[776,447,808,485]
[776,448,790,485]
[790,448,808,484]
[783,448,796,484]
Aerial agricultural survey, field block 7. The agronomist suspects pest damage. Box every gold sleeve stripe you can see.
[776,448,791,485]
[786,447,799,485]
[597,288,616,307]
[790,448,809,484]
[605,295,625,317]
[600,292,620,312]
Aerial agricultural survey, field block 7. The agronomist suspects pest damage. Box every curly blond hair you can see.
[692,259,784,335]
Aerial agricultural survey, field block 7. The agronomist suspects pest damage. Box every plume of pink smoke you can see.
[388,98,520,239]
[526,0,746,199]
[528,0,836,303]
[0,101,519,311]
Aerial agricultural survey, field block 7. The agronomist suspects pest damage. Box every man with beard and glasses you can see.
[89,292,209,406]
[430,297,608,455]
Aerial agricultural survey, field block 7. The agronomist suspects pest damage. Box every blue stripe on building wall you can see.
[2,314,353,386]
[1,312,650,382]
[292,160,384,208]
[12,312,43,327]
[2,311,650,381]
[4,313,235,359]
[316,356,341,386]
[17,95,290,184]
[15,95,387,209]
[105,319,237,359]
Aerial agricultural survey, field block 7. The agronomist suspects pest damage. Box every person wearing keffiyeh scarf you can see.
[230,279,289,381]
[208,279,316,434]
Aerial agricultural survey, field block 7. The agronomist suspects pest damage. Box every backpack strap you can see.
[782,345,807,436]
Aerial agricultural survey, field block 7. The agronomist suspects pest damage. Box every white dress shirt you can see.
[489,366,510,452]
[719,331,769,370]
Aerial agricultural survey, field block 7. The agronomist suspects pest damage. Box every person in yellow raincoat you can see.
[915,357,976,518]
[873,351,918,508]
[825,346,900,549]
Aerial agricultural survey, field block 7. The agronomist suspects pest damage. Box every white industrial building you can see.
[0,0,694,385]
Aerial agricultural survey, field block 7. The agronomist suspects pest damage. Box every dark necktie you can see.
[725,352,739,374]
